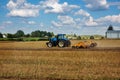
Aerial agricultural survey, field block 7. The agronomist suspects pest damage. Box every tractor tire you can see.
[66,40,71,47]
[58,40,65,48]
[47,42,53,48]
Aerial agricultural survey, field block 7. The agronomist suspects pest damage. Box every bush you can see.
[7,38,23,41]
[7,38,14,41]
[15,38,23,41]
[29,39,37,41]
[0,38,7,41]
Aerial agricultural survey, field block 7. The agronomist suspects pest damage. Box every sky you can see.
[0,0,120,35]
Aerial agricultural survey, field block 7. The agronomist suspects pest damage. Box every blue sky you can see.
[0,0,120,35]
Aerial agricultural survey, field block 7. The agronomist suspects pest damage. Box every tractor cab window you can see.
[58,36,62,39]
[57,34,67,39]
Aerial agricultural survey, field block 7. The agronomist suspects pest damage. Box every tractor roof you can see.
[57,34,66,36]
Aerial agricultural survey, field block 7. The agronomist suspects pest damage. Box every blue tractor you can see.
[46,34,71,48]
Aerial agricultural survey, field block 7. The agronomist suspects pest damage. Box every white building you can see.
[106,30,120,39]
[2,34,7,38]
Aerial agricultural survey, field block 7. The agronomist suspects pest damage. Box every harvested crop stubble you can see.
[0,49,120,80]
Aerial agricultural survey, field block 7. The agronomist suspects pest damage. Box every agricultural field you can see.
[0,40,120,80]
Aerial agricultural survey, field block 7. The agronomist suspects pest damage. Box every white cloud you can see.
[74,9,90,17]
[62,2,80,13]
[58,15,75,25]
[7,0,18,10]
[41,0,63,13]
[40,0,79,14]
[28,21,36,25]
[82,14,120,27]
[97,14,120,23]
[39,23,44,27]
[7,0,80,17]
[52,11,98,28]
[51,10,119,29]
[7,0,40,17]
[51,15,76,27]
[85,16,98,26]
[51,21,62,27]
[75,18,81,22]
[4,21,13,24]
[74,9,97,26]
[7,9,39,17]
[84,0,109,10]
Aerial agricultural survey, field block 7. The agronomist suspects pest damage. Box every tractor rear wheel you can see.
[58,40,65,48]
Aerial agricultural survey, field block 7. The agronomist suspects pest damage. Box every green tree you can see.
[31,30,54,37]
[7,33,14,38]
[31,30,41,37]
[90,36,94,39]
[73,34,77,37]
[47,32,54,38]
[77,36,81,40]
[51,32,54,36]
[24,34,30,37]
[40,31,46,37]
[15,30,24,38]
[0,32,3,38]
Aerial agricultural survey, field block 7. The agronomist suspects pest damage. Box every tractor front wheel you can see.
[47,42,53,48]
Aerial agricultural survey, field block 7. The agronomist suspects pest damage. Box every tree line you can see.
[0,30,54,38]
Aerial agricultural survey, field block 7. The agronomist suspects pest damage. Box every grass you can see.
[23,37,48,41]
[0,37,48,41]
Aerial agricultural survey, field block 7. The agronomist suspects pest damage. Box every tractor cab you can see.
[46,34,71,48]
[56,34,68,40]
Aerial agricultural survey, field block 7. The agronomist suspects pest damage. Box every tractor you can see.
[46,34,71,48]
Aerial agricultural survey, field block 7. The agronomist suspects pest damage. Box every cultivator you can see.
[72,40,97,49]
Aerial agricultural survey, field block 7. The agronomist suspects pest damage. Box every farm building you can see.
[106,25,120,39]
[106,30,120,39]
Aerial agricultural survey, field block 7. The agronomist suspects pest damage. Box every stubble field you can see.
[0,40,120,80]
